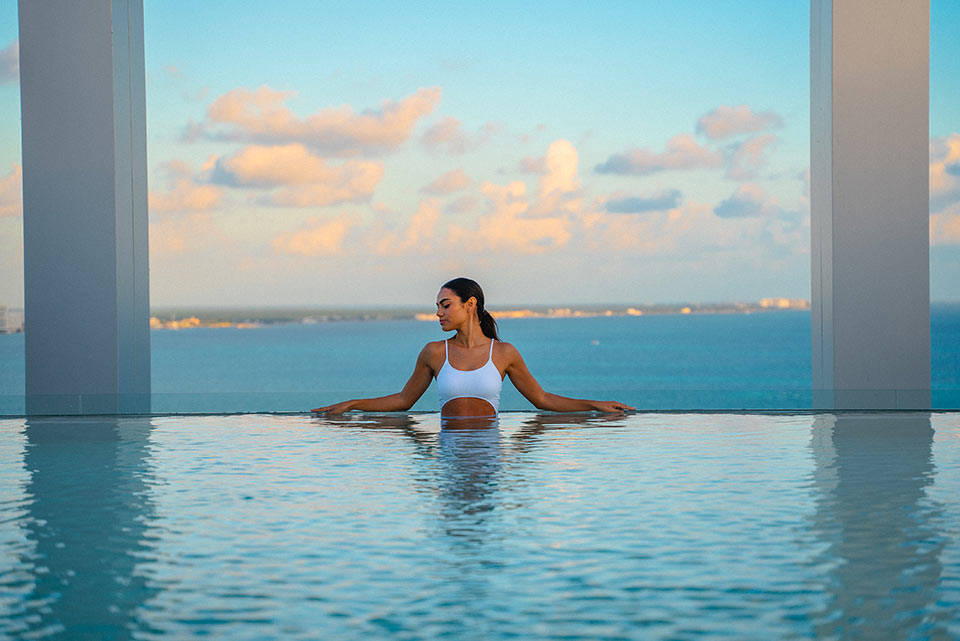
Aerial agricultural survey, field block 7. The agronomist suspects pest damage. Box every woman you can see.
[311,277,635,417]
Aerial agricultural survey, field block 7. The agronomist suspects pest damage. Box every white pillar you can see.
[19,0,150,414]
[811,0,930,409]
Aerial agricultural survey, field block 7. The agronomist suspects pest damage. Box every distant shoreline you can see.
[2,301,957,333]
[148,299,811,330]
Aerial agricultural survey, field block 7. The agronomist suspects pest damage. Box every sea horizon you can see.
[144,300,960,329]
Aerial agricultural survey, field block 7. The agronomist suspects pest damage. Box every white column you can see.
[19,0,150,414]
[811,0,930,409]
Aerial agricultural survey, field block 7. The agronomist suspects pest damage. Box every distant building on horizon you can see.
[0,305,25,334]
[760,298,810,310]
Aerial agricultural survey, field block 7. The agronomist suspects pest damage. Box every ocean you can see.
[1,306,959,413]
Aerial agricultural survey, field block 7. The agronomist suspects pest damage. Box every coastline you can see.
[149,299,811,330]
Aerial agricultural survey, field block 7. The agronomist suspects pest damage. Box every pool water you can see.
[1,412,959,640]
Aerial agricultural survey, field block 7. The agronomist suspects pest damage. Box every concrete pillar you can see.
[19,0,150,414]
[811,0,930,409]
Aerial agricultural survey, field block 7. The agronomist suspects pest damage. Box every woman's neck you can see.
[452,320,486,347]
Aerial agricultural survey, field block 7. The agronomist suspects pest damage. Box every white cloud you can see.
[372,200,440,255]
[714,184,794,219]
[0,164,22,218]
[272,214,356,256]
[420,116,472,154]
[149,212,230,255]
[517,155,546,174]
[212,143,383,207]
[149,160,224,213]
[444,194,477,214]
[530,139,581,217]
[195,85,441,156]
[585,192,806,262]
[931,211,960,245]
[538,139,580,199]
[582,201,694,254]
[0,39,17,85]
[930,133,960,214]
[421,168,471,194]
[449,181,572,254]
[725,134,778,180]
[696,105,783,140]
[595,134,724,175]
[420,117,502,154]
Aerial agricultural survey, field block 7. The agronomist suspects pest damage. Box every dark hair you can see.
[442,277,500,340]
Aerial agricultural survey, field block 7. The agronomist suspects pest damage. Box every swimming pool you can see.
[1,412,959,640]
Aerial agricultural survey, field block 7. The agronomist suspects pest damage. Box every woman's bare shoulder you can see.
[420,340,446,357]
[494,341,521,359]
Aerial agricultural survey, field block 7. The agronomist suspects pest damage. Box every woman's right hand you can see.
[311,400,355,415]
[591,400,635,413]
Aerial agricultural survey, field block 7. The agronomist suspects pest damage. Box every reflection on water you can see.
[436,417,502,541]
[14,417,157,640]
[508,412,631,454]
[0,412,959,639]
[809,413,953,639]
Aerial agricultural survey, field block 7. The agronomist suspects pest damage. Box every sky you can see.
[1,1,959,307]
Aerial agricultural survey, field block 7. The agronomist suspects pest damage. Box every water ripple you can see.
[1,412,960,639]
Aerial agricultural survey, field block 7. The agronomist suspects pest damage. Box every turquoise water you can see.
[2,307,960,413]
[2,412,960,639]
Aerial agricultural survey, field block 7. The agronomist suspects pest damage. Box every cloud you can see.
[930,133,960,214]
[605,189,683,214]
[930,204,960,246]
[212,143,383,207]
[372,200,440,255]
[517,155,546,174]
[595,134,724,175]
[538,140,580,199]
[149,160,224,213]
[195,85,441,156]
[444,194,477,214]
[930,135,960,244]
[449,181,572,253]
[421,116,472,154]
[584,193,807,261]
[420,117,502,154]
[0,164,22,218]
[583,200,698,254]
[696,105,783,140]
[525,139,582,217]
[714,184,793,219]
[421,168,471,194]
[148,212,234,255]
[0,39,17,84]
[725,134,778,180]
[272,214,355,256]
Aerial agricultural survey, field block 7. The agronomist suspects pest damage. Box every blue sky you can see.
[1,1,958,307]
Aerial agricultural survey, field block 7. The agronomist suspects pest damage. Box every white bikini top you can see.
[436,339,502,414]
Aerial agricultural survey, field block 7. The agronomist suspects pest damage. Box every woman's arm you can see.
[312,344,437,414]
[503,343,635,413]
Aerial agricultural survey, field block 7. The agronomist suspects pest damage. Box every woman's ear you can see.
[466,296,477,310]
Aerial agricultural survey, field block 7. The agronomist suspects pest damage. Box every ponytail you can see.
[442,276,501,341]
[478,307,500,341]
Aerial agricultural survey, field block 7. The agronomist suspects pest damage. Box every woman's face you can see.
[436,287,475,330]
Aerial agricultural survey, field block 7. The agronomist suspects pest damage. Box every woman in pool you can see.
[312,277,634,417]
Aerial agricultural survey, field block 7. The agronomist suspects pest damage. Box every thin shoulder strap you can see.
[444,339,449,360]
[488,338,494,360]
